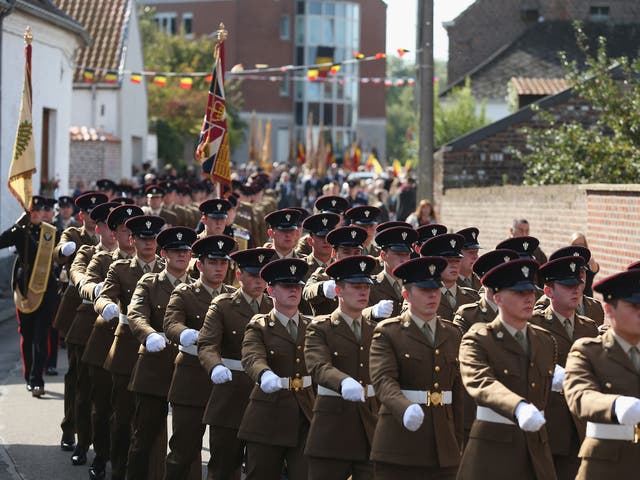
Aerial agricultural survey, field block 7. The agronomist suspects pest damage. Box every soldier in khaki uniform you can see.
[295,195,349,258]
[345,205,382,259]
[143,184,179,227]
[496,236,546,296]
[234,184,260,249]
[80,204,142,479]
[95,215,165,480]
[304,255,380,479]
[239,258,315,480]
[126,226,197,479]
[53,192,107,452]
[224,194,252,250]
[264,208,304,258]
[369,256,463,479]
[420,233,480,321]
[163,235,237,479]
[457,259,559,480]
[64,202,120,468]
[415,223,447,251]
[563,268,640,479]
[300,212,340,278]
[536,246,605,325]
[198,247,275,480]
[456,227,482,291]
[531,256,599,479]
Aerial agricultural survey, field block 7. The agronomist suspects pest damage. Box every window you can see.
[153,12,177,35]
[182,13,193,38]
[280,74,291,97]
[280,14,290,40]
[590,6,610,21]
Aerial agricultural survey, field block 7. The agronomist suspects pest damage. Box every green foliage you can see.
[518,23,640,185]
[139,6,246,167]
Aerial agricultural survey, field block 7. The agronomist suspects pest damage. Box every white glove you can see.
[322,280,337,299]
[102,303,119,321]
[211,364,233,384]
[260,370,283,394]
[515,401,546,432]
[341,377,365,402]
[551,364,565,392]
[614,396,640,425]
[372,299,394,319]
[179,328,199,347]
[402,404,424,431]
[61,241,76,257]
[145,332,167,352]
[93,282,104,299]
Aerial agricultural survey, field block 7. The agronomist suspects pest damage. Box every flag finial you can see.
[216,23,227,44]
[24,26,32,45]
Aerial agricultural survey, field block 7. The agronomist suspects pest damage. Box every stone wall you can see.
[69,139,121,188]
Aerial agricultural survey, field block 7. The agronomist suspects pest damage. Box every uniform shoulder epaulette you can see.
[215,292,235,302]
[111,258,130,268]
[459,286,478,296]
[576,313,598,327]
[457,301,479,312]
[377,317,401,328]
[311,315,330,324]
[249,315,267,326]
[178,284,190,292]
[468,322,491,336]
[578,335,603,346]
[529,323,555,336]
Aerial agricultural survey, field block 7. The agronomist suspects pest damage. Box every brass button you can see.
[359,379,364,384]
[434,382,440,389]
[548,369,553,375]
[297,345,302,350]
[269,350,275,355]
[530,382,536,388]
[333,352,338,356]
[232,330,237,334]
[530,362,534,367]
[605,382,612,389]
[404,353,410,358]
[359,363,364,367]
[196,315,200,319]
[503,369,509,375]
[435,349,440,355]
[360,346,364,351]
[295,373,301,378]
[434,366,441,372]
[296,358,301,363]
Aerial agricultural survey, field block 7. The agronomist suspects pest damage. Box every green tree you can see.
[517,24,640,184]
[139,6,246,167]
[434,78,488,147]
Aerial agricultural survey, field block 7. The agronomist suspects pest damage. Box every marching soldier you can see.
[239,258,315,480]
[531,256,599,479]
[56,195,81,230]
[304,255,380,479]
[300,212,341,279]
[198,247,275,479]
[224,194,252,250]
[536,246,605,325]
[369,256,464,479]
[296,195,349,258]
[0,196,60,397]
[457,259,558,480]
[95,215,165,480]
[64,201,120,468]
[456,227,482,291]
[415,223,447,248]
[264,208,304,258]
[563,268,640,478]
[96,179,117,199]
[126,226,197,479]
[53,192,106,451]
[80,204,143,480]
[365,226,418,319]
[234,183,260,248]
[344,205,382,258]
[143,184,178,227]
[163,235,237,479]
[420,233,480,321]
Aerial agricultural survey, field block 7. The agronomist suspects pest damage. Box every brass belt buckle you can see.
[427,390,443,407]
[289,377,303,391]
[634,425,639,444]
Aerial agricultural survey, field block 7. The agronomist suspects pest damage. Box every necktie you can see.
[393,281,402,298]
[250,299,259,314]
[576,303,585,316]
[142,264,150,273]
[287,319,298,340]
[352,319,361,342]
[174,279,182,287]
[563,318,573,339]
[445,290,456,309]
[421,322,434,346]
[515,330,529,356]
[629,346,640,372]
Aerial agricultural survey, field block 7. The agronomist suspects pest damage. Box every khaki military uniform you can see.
[564,329,640,479]
[304,310,379,479]
[295,234,312,258]
[198,288,272,479]
[303,266,339,316]
[236,201,259,247]
[457,274,482,292]
[252,201,269,247]
[437,285,480,322]
[143,206,178,227]
[536,294,605,326]
[95,255,164,479]
[365,271,405,319]
[369,312,463,479]
[238,311,315,480]
[163,280,235,480]
[457,316,557,480]
[530,306,599,479]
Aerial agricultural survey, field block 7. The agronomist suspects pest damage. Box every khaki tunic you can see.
[295,234,312,258]
[563,330,640,478]
[238,311,315,447]
[198,289,273,427]
[457,316,557,480]
[437,285,480,322]
[366,271,404,318]
[457,274,482,292]
[303,266,339,316]
[536,294,605,326]
[530,306,598,456]
[369,311,463,468]
[96,256,164,375]
[304,310,378,461]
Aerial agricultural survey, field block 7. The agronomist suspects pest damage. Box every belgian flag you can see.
[315,46,334,79]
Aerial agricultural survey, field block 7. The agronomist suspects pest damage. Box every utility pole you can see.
[416,0,434,202]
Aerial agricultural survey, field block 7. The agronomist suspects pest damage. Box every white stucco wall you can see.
[1,12,81,238]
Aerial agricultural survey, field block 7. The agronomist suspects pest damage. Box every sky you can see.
[385,0,476,61]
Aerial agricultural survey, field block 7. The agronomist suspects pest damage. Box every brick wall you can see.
[440,183,640,280]
[69,140,121,188]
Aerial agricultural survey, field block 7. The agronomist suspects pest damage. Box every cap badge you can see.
[573,252,580,257]
[569,262,576,272]
[428,264,436,275]
[496,331,504,339]
[331,200,337,207]
[364,210,370,218]
[216,203,222,211]
[401,232,408,240]
[522,241,529,251]
[321,218,328,226]
[290,265,297,275]
[126,208,132,215]
[472,231,477,239]
[450,239,456,248]
[503,256,511,262]
[285,214,291,222]
[359,261,367,272]
[145,220,152,229]
[90,197,96,204]
[217,240,224,250]
[176,232,183,241]
[431,228,437,236]
[350,230,357,239]
[258,254,265,264]
[522,266,530,278]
